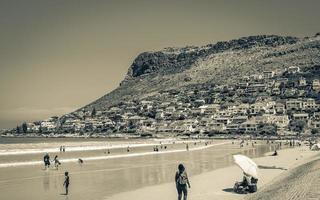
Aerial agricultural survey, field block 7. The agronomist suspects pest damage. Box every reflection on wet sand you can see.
[0,140,279,200]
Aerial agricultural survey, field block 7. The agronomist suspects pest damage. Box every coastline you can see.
[0,139,279,200]
[0,141,230,168]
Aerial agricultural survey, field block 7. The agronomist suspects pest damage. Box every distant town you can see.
[2,65,320,138]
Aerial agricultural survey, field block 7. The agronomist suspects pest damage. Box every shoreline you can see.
[0,141,230,168]
[0,140,274,200]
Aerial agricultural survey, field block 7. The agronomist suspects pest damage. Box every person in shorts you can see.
[175,164,191,200]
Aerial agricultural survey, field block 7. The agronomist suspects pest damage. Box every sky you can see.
[0,0,319,129]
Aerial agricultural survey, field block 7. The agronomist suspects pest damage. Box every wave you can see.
[0,141,229,168]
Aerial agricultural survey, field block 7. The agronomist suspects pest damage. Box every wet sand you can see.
[0,139,278,200]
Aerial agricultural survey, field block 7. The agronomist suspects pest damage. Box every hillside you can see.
[84,34,320,111]
[7,33,320,136]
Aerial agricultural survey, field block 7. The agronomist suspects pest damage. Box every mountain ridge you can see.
[82,34,319,112]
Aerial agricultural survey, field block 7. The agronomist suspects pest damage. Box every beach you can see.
[0,138,317,200]
[107,145,319,200]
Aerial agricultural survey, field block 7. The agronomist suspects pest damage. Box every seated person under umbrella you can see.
[234,172,258,193]
[233,155,258,194]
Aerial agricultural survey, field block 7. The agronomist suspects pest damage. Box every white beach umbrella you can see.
[311,144,320,151]
[233,154,258,178]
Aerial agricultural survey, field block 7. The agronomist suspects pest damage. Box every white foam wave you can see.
[0,142,229,168]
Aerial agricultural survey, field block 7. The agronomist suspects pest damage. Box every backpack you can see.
[177,171,188,185]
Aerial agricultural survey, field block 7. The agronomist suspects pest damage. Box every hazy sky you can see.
[0,0,319,129]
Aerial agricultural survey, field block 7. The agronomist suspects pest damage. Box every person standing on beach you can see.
[53,155,61,169]
[186,144,189,151]
[63,171,70,195]
[43,153,50,169]
[175,164,191,200]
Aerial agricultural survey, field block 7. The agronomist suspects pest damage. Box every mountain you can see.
[81,34,320,112]
[8,33,320,136]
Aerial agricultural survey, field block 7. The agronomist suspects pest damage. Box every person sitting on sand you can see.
[272,150,278,156]
[63,171,70,195]
[43,153,50,169]
[175,164,191,200]
[234,172,258,194]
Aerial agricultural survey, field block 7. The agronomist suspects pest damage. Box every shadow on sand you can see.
[258,165,287,170]
[222,188,235,193]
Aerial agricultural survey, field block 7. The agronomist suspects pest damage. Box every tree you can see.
[16,126,20,134]
[290,120,306,134]
[311,128,319,135]
[258,123,277,135]
[22,122,28,133]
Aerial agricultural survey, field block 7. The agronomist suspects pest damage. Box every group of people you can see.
[43,152,72,195]
[43,153,61,170]
[59,146,66,152]
[153,145,167,152]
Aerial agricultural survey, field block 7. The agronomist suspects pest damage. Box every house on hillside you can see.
[292,113,309,121]
[286,99,303,111]
[263,71,275,79]
[247,84,266,93]
[275,103,286,114]
[312,79,320,91]
[231,116,248,124]
[303,98,317,110]
[287,66,300,74]
[199,104,220,115]
[215,117,231,125]
[298,77,307,87]
[240,121,258,132]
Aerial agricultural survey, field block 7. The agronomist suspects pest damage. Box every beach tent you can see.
[311,144,320,151]
[233,155,258,178]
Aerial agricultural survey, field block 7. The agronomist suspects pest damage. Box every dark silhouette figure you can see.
[43,153,50,169]
[271,150,278,156]
[63,171,70,195]
[175,164,191,200]
[54,155,61,169]
[78,158,83,164]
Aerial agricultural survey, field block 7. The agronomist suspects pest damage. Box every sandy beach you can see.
[107,145,319,200]
[0,138,318,200]
[0,138,282,200]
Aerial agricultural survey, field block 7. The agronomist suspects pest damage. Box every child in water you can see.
[63,171,70,195]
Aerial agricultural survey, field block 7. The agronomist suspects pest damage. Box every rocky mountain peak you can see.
[125,35,299,80]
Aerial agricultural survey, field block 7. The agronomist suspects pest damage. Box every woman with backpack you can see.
[175,164,191,200]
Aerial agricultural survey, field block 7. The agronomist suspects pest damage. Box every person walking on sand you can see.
[53,155,61,169]
[175,164,191,200]
[43,153,50,170]
[186,144,189,151]
[63,171,70,195]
